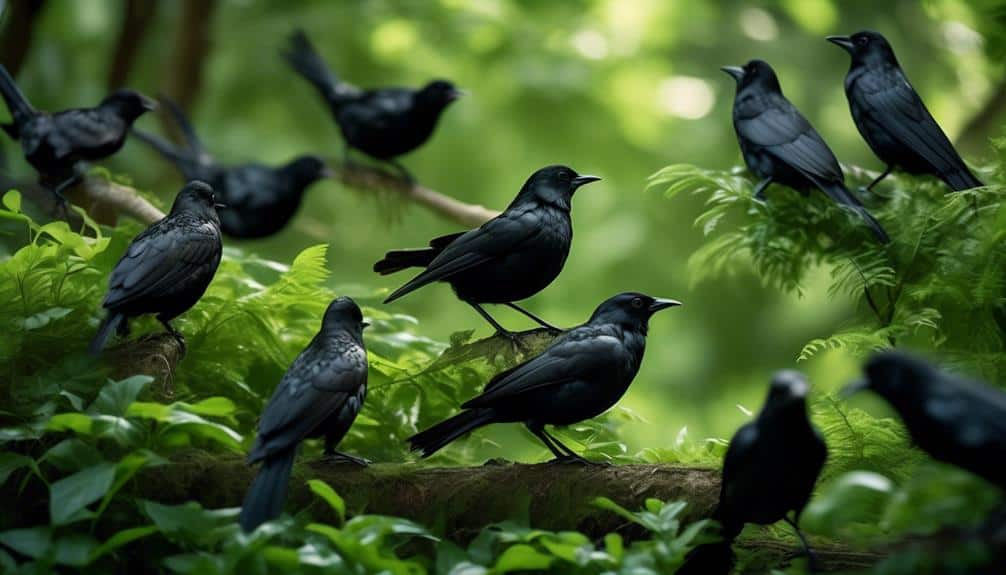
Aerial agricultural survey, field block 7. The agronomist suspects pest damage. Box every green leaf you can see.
[308,479,346,523]
[42,438,104,473]
[177,397,237,417]
[0,452,37,486]
[88,376,153,417]
[20,307,73,330]
[49,462,117,525]
[52,533,99,567]
[2,190,22,213]
[491,544,553,573]
[141,500,239,544]
[46,412,94,435]
[88,526,159,563]
[0,526,51,559]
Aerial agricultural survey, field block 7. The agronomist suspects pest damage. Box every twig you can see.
[334,162,500,228]
[1,175,164,225]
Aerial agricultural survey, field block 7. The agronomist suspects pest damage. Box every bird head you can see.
[417,79,465,110]
[842,350,933,405]
[321,296,369,336]
[762,370,811,415]
[827,30,898,68]
[170,180,223,222]
[101,90,158,122]
[720,59,782,94]
[588,292,681,333]
[285,155,334,187]
[514,165,600,210]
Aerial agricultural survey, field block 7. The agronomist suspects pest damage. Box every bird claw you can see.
[321,452,371,466]
[496,330,529,352]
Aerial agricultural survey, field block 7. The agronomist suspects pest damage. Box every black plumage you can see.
[408,292,680,463]
[844,351,1006,490]
[239,297,369,532]
[679,371,827,575]
[0,64,155,200]
[133,98,331,239]
[828,31,982,193]
[722,59,890,244]
[89,181,222,355]
[282,29,461,180]
[374,165,599,338]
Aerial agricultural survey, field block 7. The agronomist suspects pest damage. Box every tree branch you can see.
[106,0,159,91]
[0,0,47,76]
[158,0,216,142]
[334,162,500,227]
[1,175,164,226]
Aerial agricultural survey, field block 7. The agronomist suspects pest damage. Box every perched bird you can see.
[408,292,680,463]
[133,98,331,239]
[679,371,827,575]
[844,351,1006,490]
[239,297,369,532]
[0,64,155,200]
[722,60,890,244]
[89,181,222,355]
[282,29,461,181]
[828,31,982,193]
[374,165,599,339]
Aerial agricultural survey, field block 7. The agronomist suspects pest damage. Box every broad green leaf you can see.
[42,439,104,473]
[52,533,99,567]
[47,413,94,435]
[88,526,158,562]
[88,376,152,417]
[0,527,51,559]
[491,544,553,573]
[308,479,346,523]
[20,307,73,330]
[50,462,117,525]
[141,500,239,544]
[2,190,22,213]
[0,452,37,486]
[177,397,237,417]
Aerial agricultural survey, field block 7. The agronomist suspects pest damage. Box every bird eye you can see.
[857,36,868,46]
[631,297,644,309]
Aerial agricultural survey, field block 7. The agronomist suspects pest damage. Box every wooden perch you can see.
[2,175,164,226]
[334,162,500,228]
[124,455,880,572]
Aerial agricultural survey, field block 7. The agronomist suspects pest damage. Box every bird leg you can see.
[505,303,563,334]
[386,159,416,185]
[752,177,772,202]
[467,302,526,349]
[533,425,601,466]
[157,318,187,356]
[321,449,371,466]
[860,165,893,195]
[784,515,818,572]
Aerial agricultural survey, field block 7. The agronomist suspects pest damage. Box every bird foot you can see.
[494,329,529,351]
[321,452,371,466]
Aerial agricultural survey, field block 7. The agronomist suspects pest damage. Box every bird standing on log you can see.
[408,292,680,463]
[722,59,890,243]
[678,371,827,575]
[282,29,462,182]
[843,351,1006,490]
[239,297,370,532]
[134,98,332,239]
[0,64,156,201]
[374,165,599,341]
[828,31,982,193]
[89,181,223,355]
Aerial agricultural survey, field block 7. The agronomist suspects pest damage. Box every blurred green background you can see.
[3,0,1003,452]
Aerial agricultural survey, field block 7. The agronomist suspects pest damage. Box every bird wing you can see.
[340,88,414,132]
[717,423,760,508]
[102,216,221,310]
[463,328,624,408]
[926,376,1006,451]
[736,99,844,184]
[856,72,975,184]
[50,108,124,159]
[384,208,540,301]
[255,336,366,446]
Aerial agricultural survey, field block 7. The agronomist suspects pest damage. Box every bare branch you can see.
[1,175,164,226]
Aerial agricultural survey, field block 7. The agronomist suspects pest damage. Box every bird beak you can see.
[447,88,466,101]
[840,378,870,398]
[140,95,159,112]
[361,320,371,329]
[214,203,227,209]
[827,35,855,52]
[320,165,337,178]
[571,175,601,190]
[648,298,682,313]
[720,66,745,81]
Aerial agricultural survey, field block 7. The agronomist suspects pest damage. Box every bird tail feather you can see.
[89,312,125,356]
[283,29,350,106]
[944,168,983,192]
[822,182,890,244]
[373,248,439,276]
[408,409,495,458]
[131,129,205,180]
[239,447,297,532]
[0,64,35,135]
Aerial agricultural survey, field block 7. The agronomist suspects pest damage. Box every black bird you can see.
[679,371,827,575]
[283,29,461,181]
[408,292,680,463]
[133,98,331,239]
[828,31,982,193]
[0,64,155,200]
[374,165,599,338]
[722,60,890,244]
[239,297,369,532]
[89,181,222,355]
[844,351,1006,490]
